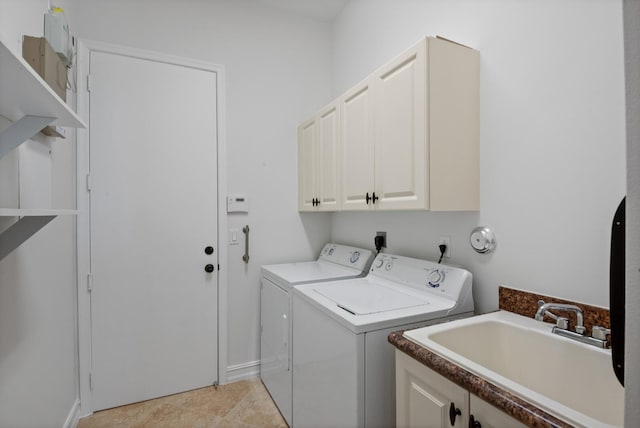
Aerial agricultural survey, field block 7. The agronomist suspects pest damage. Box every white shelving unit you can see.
[0,38,86,261]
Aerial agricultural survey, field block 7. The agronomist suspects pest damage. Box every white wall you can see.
[330,0,626,313]
[0,1,80,426]
[623,0,640,425]
[59,0,333,380]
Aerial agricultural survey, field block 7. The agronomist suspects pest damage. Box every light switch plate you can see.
[229,228,240,245]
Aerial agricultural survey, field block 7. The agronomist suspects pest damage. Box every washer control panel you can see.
[319,244,374,271]
[370,253,472,304]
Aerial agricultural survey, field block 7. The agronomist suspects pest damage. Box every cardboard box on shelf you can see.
[22,35,67,101]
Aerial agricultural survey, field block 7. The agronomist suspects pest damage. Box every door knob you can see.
[204,246,214,255]
[204,264,215,273]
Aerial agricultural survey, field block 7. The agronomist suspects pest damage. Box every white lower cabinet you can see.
[469,394,527,428]
[396,350,526,428]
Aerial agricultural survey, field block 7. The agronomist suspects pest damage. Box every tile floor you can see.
[77,378,288,428]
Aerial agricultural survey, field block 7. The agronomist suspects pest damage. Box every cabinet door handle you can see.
[365,192,371,204]
[449,402,462,426]
[372,192,379,203]
[469,414,481,428]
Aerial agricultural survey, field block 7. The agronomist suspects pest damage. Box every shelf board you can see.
[0,209,78,261]
[0,208,79,217]
[0,39,86,128]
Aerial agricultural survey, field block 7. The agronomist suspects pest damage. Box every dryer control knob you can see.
[350,251,361,263]
[375,258,385,269]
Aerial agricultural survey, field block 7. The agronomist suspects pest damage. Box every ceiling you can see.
[253,0,349,22]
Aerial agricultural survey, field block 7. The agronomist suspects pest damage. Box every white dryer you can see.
[260,243,374,426]
[292,253,474,428]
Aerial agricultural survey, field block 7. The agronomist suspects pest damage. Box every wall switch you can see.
[229,228,240,245]
[439,236,451,258]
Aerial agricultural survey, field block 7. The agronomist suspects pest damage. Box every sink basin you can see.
[404,310,624,428]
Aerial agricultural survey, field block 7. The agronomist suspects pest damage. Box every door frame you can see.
[75,39,228,415]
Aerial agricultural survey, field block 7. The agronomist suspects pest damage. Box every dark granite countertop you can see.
[388,330,572,427]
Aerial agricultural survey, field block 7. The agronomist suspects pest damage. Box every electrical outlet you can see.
[439,236,451,258]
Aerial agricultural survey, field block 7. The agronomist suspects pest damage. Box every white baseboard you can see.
[226,360,260,383]
[63,399,81,428]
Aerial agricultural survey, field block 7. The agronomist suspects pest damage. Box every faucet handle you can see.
[555,317,569,330]
[592,326,611,340]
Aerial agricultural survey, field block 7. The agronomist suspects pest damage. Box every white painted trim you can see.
[62,399,81,428]
[226,360,261,383]
[75,38,228,412]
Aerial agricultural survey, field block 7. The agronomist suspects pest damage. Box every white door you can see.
[89,51,219,410]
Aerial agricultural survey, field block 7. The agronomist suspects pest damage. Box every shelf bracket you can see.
[0,214,56,261]
[0,115,56,159]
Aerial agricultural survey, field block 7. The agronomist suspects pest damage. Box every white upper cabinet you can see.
[340,77,374,210]
[298,118,317,211]
[373,39,427,210]
[299,36,479,212]
[298,99,340,212]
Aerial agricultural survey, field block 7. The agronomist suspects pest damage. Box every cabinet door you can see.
[396,351,468,428]
[341,77,374,210]
[373,39,427,210]
[469,394,527,428]
[298,117,317,211]
[317,101,340,211]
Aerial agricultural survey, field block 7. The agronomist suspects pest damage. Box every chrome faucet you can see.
[534,301,586,334]
[534,300,610,348]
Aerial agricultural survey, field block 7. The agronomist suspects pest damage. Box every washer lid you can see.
[314,281,430,315]
[262,261,363,288]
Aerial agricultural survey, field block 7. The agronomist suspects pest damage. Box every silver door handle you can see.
[242,225,250,263]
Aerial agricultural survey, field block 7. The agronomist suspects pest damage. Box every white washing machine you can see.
[292,253,474,428]
[260,243,374,427]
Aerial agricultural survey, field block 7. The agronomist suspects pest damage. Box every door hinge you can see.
[218,264,220,271]
[86,173,92,192]
[86,74,92,92]
[87,273,93,292]
[89,371,94,390]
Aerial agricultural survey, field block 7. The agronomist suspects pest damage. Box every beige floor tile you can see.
[77,378,287,428]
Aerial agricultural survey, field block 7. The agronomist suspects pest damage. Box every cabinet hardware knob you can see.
[449,402,462,426]
[204,246,214,255]
[204,264,215,273]
[469,414,481,428]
